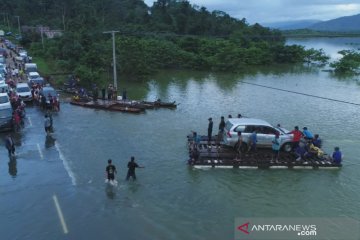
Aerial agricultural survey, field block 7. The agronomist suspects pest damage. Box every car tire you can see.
[282,142,292,152]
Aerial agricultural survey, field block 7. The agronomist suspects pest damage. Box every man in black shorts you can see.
[106,159,117,182]
[126,156,143,181]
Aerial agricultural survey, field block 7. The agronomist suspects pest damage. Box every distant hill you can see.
[262,20,322,30]
[309,14,360,32]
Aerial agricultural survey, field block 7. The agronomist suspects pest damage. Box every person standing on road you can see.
[101,87,106,100]
[5,134,15,156]
[217,116,226,144]
[207,118,213,142]
[106,159,117,183]
[44,114,52,135]
[126,156,144,181]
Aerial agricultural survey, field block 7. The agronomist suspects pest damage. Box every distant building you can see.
[44,30,63,38]
[21,25,63,38]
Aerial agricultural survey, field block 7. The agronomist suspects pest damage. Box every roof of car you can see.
[25,63,37,67]
[29,72,40,76]
[16,83,30,88]
[42,86,55,91]
[0,92,8,97]
[227,118,272,127]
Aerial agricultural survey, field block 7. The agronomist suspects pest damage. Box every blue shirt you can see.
[312,138,322,148]
[250,132,257,144]
[194,135,201,144]
[332,150,342,164]
[303,129,313,139]
[272,137,281,151]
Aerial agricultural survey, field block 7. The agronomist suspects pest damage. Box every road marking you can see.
[52,194,69,234]
[55,142,76,186]
[37,143,43,159]
[27,116,32,126]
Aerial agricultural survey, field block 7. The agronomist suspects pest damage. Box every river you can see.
[0,37,359,240]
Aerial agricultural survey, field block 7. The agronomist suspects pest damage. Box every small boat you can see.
[70,100,143,114]
[141,99,177,108]
[114,100,154,110]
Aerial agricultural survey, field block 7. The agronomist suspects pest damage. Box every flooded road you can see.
[1,37,360,239]
[1,68,360,239]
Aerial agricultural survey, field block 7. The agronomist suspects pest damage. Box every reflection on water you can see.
[8,157,17,178]
[45,135,56,148]
[105,184,116,199]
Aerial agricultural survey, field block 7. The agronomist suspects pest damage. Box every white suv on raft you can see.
[222,118,293,152]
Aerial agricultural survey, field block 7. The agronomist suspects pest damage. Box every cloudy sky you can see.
[144,0,360,24]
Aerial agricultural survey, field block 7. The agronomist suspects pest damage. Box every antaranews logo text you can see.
[237,222,317,236]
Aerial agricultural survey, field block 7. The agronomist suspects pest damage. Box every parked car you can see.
[16,83,32,102]
[39,86,58,108]
[0,56,5,63]
[27,72,44,86]
[0,92,10,106]
[0,82,9,93]
[0,103,13,131]
[0,63,7,75]
[222,118,293,152]
[24,63,38,74]
[0,73,5,83]
[0,48,7,58]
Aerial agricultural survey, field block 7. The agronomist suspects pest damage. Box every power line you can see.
[239,81,360,106]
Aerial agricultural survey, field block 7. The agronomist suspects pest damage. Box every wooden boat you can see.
[70,100,143,114]
[141,100,177,108]
[114,100,154,110]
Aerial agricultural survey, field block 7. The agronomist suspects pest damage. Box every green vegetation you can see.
[330,50,360,74]
[2,0,329,83]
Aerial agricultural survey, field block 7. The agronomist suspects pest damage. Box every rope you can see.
[239,81,360,106]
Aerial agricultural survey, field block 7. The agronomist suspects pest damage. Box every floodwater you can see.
[1,38,360,240]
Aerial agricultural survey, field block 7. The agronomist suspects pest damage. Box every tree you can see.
[330,50,360,74]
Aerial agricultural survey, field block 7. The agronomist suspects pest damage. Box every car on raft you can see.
[223,118,293,152]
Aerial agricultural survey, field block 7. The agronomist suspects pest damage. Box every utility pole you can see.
[1,13,5,27]
[6,13,10,32]
[62,15,65,31]
[103,30,119,90]
[14,16,21,37]
[40,26,44,49]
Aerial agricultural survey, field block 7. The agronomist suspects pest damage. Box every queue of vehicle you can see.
[0,36,59,132]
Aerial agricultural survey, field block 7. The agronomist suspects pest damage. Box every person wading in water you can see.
[126,156,144,181]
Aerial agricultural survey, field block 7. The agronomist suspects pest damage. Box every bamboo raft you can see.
[70,100,144,114]
[187,135,342,170]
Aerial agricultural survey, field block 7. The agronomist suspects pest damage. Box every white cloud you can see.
[143,0,360,24]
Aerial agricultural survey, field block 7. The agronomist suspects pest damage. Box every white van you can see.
[25,63,38,74]
[27,72,44,86]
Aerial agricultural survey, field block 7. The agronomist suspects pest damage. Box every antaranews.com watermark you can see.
[235,217,360,240]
